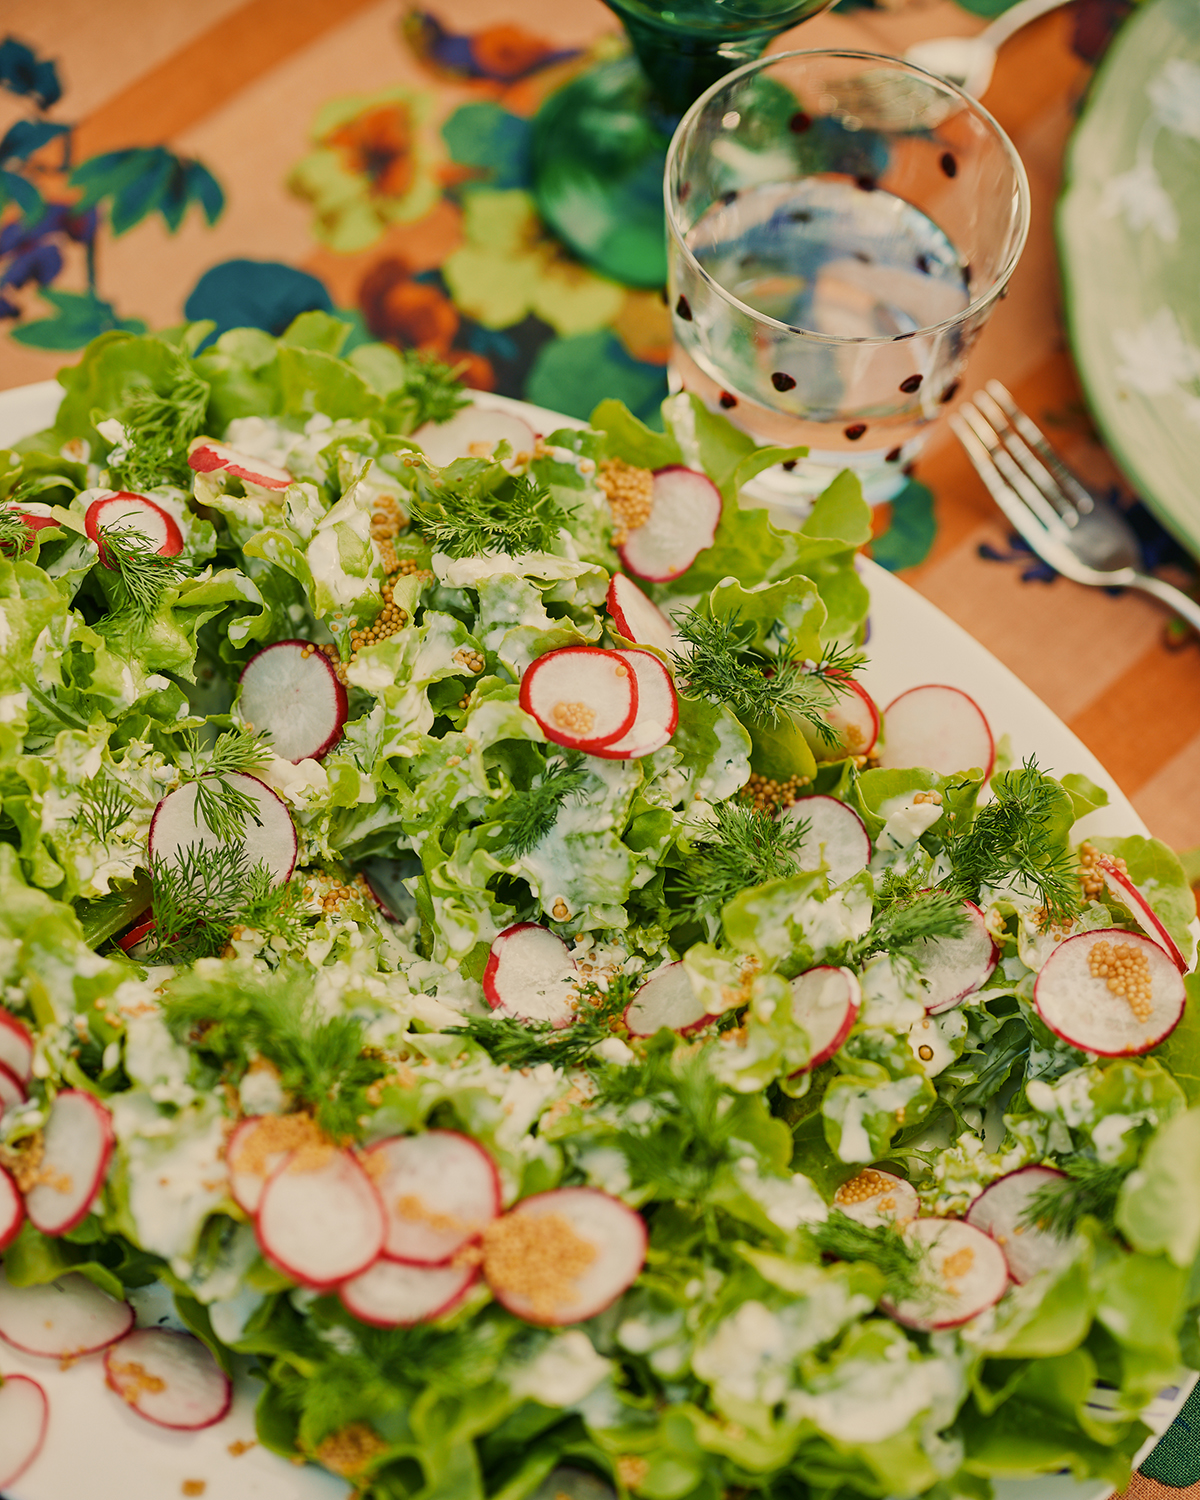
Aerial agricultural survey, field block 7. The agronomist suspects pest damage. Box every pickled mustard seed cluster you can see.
[835,1168,896,1208]
[551,701,596,735]
[741,769,812,814]
[230,1113,330,1176]
[1078,840,1126,900]
[300,871,370,914]
[315,1424,389,1479]
[597,456,654,544]
[479,1211,597,1320]
[454,647,486,675]
[1088,938,1154,1021]
[912,789,943,806]
[369,495,406,574]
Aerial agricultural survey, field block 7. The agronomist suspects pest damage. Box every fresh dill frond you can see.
[145,842,307,965]
[107,363,210,491]
[495,750,589,857]
[387,349,470,434]
[77,777,135,844]
[943,758,1080,924]
[1019,1157,1128,1240]
[180,727,274,844]
[96,522,189,624]
[678,799,810,923]
[669,611,859,741]
[0,508,32,554]
[451,972,639,1071]
[851,891,970,962]
[808,1209,928,1303]
[409,468,566,559]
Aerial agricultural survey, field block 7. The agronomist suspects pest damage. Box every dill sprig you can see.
[179,727,274,844]
[0,507,32,554]
[145,842,307,965]
[388,349,470,434]
[1019,1157,1128,1240]
[77,777,135,845]
[942,758,1080,924]
[851,891,970,962]
[451,973,638,1071]
[669,611,861,741]
[409,469,566,559]
[678,799,811,923]
[96,521,189,624]
[494,750,588,857]
[808,1209,928,1304]
[162,969,386,1141]
[107,364,210,491]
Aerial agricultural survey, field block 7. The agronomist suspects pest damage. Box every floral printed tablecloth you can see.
[1,0,1199,863]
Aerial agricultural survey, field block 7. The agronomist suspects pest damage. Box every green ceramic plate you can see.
[1058,0,1200,556]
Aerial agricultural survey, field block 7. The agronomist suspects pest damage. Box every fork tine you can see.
[957,402,1075,542]
[983,381,1095,514]
[949,412,1061,565]
[973,387,1080,528]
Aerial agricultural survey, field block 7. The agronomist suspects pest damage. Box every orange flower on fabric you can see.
[288,88,440,254]
[359,257,495,390]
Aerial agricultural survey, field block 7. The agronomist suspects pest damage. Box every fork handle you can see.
[1130,572,1200,635]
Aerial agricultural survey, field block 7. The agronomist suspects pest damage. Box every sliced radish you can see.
[877,685,995,778]
[0,1267,134,1357]
[0,1059,26,1117]
[0,1374,48,1489]
[340,1258,478,1327]
[367,1131,501,1266]
[519,646,638,751]
[226,1116,274,1216]
[909,899,998,1015]
[1095,856,1188,974]
[483,924,579,1026]
[84,491,183,565]
[485,1187,646,1325]
[832,1168,920,1227]
[965,1166,1070,1284]
[148,773,297,887]
[187,438,293,490]
[801,678,881,763]
[782,795,871,886]
[624,962,710,1037]
[617,466,721,583]
[1034,928,1186,1057]
[0,1166,23,1252]
[104,1328,232,1430]
[787,966,860,1072]
[412,406,536,468]
[590,649,679,760]
[606,574,679,656]
[0,1010,33,1084]
[25,1090,115,1237]
[256,1148,386,1289]
[1,503,60,553]
[882,1217,1009,1330]
[116,915,156,960]
[237,640,348,763]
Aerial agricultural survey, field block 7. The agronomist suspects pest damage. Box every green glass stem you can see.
[611,8,776,116]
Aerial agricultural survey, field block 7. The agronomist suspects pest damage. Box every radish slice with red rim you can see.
[483,924,579,1026]
[606,574,679,656]
[624,962,709,1037]
[25,1090,115,1237]
[104,1328,232,1430]
[882,1218,1009,1330]
[187,439,293,490]
[965,1166,1070,1284]
[84,491,183,564]
[0,1267,134,1357]
[0,1373,48,1488]
[0,1010,33,1083]
[1094,854,1188,974]
[617,466,721,583]
[787,966,860,1072]
[148,773,297,887]
[256,1148,386,1289]
[519,646,638,751]
[781,796,871,886]
[877,684,995,778]
[340,1258,478,1327]
[909,899,998,1014]
[590,649,678,760]
[237,639,348,763]
[226,1116,278,1216]
[801,678,880,762]
[1034,928,1186,1056]
[116,916,156,961]
[0,1166,23,1252]
[485,1187,646,1325]
[367,1131,501,1265]
[412,406,536,468]
[1,503,60,553]
[832,1169,919,1227]
[0,1059,26,1117]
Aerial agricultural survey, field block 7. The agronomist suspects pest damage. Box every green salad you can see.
[1,309,1199,1500]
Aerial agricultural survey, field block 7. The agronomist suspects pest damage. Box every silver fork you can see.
[950,380,1200,634]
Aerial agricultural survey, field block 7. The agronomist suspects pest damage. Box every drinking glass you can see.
[664,51,1031,503]
[531,0,835,289]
